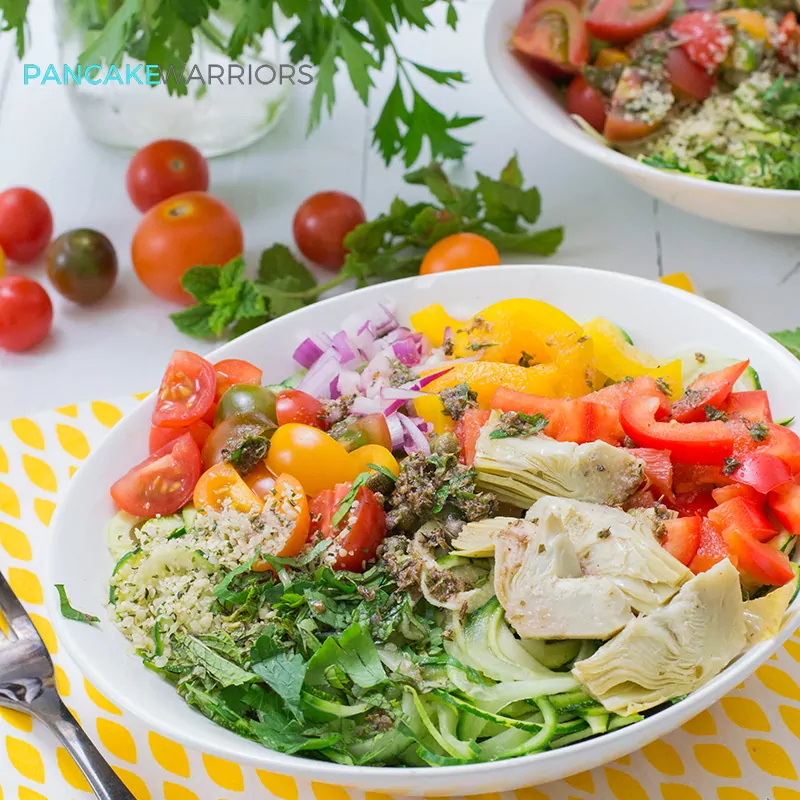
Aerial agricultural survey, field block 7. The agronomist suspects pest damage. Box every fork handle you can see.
[40,696,136,800]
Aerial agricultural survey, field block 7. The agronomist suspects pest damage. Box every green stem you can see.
[284,272,351,300]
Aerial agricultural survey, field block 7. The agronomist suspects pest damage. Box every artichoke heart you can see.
[573,559,747,715]
[494,519,634,640]
[451,516,518,557]
[743,574,798,646]
[474,411,645,509]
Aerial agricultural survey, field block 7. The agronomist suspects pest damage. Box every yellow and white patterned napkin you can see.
[0,398,799,800]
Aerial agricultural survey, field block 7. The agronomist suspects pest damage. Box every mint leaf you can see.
[219,256,247,289]
[258,244,316,291]
[305,622,386,689]
[500,154,524,189]
[236,281,268,319]
[229,316,269,340]
[480,226,565,256]
[170,304,215,338]
[56,584,99,624]
[181,266,222,302]
[772,329,800,359]
[251,652,307,720]
[180,635,258,687]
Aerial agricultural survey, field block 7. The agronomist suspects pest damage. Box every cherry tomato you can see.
[267,423,360,497]
[0,188,53,263]
[201,411,276,471]
[512,0,590,70]
[722,526,794,587]
[131,192,243,304]
[46,229,117,305]
[292,191,366,270]
[420,233,500,276]
[661,516,701,566]
[586,0,673,44]
[724,390,772,424]
[215,384,277,425]
[331,414,392,452]
[111,433,201,517]
[276,389,328,429]
[193,462,263,514]
[667,46,716,101]
[455,409,491,465]
[214,359,263,401]
[244,460,278,499]
[152,350,216,428]
[149,419,212,454]
[777,13,800,68]
[670,361,748,423]
[712,483,762,505]
[0,276,53,353]
[349,444,400,477]
[253,474,311,568]
[566,75,607,132]
[604,65,671,142]
[126,139,210,213]
[670,12,733,72]
[309,482,386,572]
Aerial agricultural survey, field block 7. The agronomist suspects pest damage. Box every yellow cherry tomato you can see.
[193,462,263,514]
[595,48,629,68]
[720,9,769,39]
[412,394,456,434]
[266,423,360,497]
[419,233,500,275]
[350,444,400,477]
[253,474,310,570]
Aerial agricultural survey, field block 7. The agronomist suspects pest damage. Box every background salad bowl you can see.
[484,0,800,236]
[47,265,800,796]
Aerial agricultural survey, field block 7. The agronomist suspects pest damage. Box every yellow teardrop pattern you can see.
[641,740,684,775]
[133,391,151,401]
[28,613,56,654]
[746,737,797,779]
[0,444,7,473]
[257,770,299,800]
[514,789,551,800]
[6,734,45,782]
[56,423,91,460]
[55,404,79,417]
[10,418,45,450]
[783,639,800,663]
[164,783,199,800]
[467,793,502,800]
[364,793,395,800]
[0,521,30,559]
[0,708,31,732]
[83,679,122,715]
[113,767,151,800]
[682,710,718,735]
[605,768,648,800]
[0,482,21,518]
[56,746,91,792]
[148,732,190,778]
[757,665,800,701]
[7,567,42,604]
[96,718,137,763]
[21,455,57,493]
[92,401,124,428]
[18,788,46,800]
[720,696,771,732]
[311,783,351,800]
[202,753,244,791]
[32,498,55,527]
[615,755,632,765]
[660,784,702,800]
[774,789,800,800]
[69,465,78,478]
[0,609,7,636]
[54,664,70,696]
[693,743,741,778]
[563,771,595,792]
[717,789,759,800]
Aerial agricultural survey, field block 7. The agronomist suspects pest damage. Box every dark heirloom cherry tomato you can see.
[47,229,117,305]
[512,0,590,71]
[214,359,263,401]
[201,412,276,471]
[332,414,391,452]
[276,390,328,429]
[111,433,201,517]
[667,47,716,101]
[566,75,607,132]
[0,187,53,263]
[215,384,278,425]
[0,276,53,353]
[586,0,674,44]
[152,350,216,428]
[292,191,366,270]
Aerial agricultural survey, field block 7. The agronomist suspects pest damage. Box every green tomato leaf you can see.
[480,226,565,256]
[372,77,409,165]
[170,304,216,339]
[500,154,524,188]
[772,328,800,359]
[308,32,338,132]
[410,62,466,86]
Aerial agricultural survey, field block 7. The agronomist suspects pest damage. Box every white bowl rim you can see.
[45,263,800,782]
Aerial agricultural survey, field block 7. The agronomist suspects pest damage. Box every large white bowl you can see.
[48,265,800,795]
[485,0,800,235]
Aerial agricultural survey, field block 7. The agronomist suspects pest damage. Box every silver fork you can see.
[0,571,135,799]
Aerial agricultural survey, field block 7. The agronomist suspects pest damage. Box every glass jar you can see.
[55,4,293,157]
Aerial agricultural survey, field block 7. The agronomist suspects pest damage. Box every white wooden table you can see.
[1,0,799,420]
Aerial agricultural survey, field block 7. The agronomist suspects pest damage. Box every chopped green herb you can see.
[704,405,728,422]
[55,584,99,625]
[723,457,741,476]
[332,471,371,527]
[366,463,398,483]
[597,528,611,539]
[518,351,535,368]
[746,420,770,442]
[655,378,671,396]
[489,412,550,440]
[466,342,499,351]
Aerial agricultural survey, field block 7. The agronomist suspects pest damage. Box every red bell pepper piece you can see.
[707,496,776,543]
[670,361,749,423]
[722,526,794,586]
[724,390,772,423]
[730,452,792,495]
[455,408,491,466]
[661,516,702,566]
[712,483,763,505]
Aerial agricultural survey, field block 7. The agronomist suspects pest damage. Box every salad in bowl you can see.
[99,292,800,770]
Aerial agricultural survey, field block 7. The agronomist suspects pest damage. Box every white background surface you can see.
[1,0,799,419]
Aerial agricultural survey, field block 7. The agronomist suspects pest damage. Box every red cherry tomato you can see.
[670,361,748,423]
[455,409,491,465]
[586,0,674,44]
[111,433,201,517]
[661,516,701,566]
[0,188,53,263]
[670,490,716,518]
[604,65,671,142]
[777,13,800,68]
[627,448,673,501]
[0,276,53,352]
[667,46,716,101]
[293,191,366,270]
[149,419,213,454]
[213,358,263,401]
[309,482,386,572]
[712,483,762,505]
[566,75,607,132]
[152,350,216,428]
[670,12,733,72]
[126,140,210,213]
[275,389,328,429]
[512,0,590,70]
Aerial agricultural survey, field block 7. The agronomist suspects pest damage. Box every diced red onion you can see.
[398,413,431,456]
[351,396,385,415]
[381,387,427,401]
[392,338,421,366]
[336,370,361,396]
[385,413,406,450]
[297,349,340,399]
[293,337,325,369]
[329,377,341,400]
[332,330,357,365]
[401,367,453,391]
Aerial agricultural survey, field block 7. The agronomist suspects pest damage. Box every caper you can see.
[431,431,460,456]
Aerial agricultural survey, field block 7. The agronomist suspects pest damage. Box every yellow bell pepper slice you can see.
[409,303,461,348]
[582,318,683,399]
[595,48,629,68]
[411,394,456,434]
[660,272,695,293]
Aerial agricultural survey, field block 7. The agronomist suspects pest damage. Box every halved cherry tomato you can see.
[349,444,400,477]
[566,75,607,132]
[244,460,278,500]
[674,463,732,493]
[253,474,310,569]
[769,480,800,535]
[777,12,800,68]
[724,390,772,424]
[722,526,794,586]
[193,462,263,514]
[603,65,671,142]
[214,359,262,401]
[712,483,762,505]
[586,0,673,44]
[332,414,392,452]
[512,0,590,71]
[708,496,775,543]
[689,518,729,574]
[667,46,715,102]
[670,11,733,71]
[152,350,216,428]
[628,448,673,501]
[455,408,491,465]
[309,482,386,572]
[276,389,328,429]
[661,516,701,566]
[670,361,748,423]
[266,424,360,496]
[670,490,716,518]
[731,452,792,495]
[201,412,276,471]
[621,394,735,465]
[595,47,630,67]
[111,433,201,517]
[149,419,212,454]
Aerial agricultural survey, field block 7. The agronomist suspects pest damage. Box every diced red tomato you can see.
[689,518,730,574]
[214,358,263,401]
[768,480,800,536]
[584,376,663,408]
[708,496,776,543]
[275,389,328,430]
[670,11,734,72]
[152,350,216,428]
[628,448,673,501]
[712,483,762,505]
[724,390,772,424]
[666,46,715,101]
[670,490,716,518]
[603,66,670,142]
[455,409,491,465]
[777,12,800,68]
[624,488,659,509]
[586,0,674,44]
[670,361,748,423]
[566,75,607,133]
[722,526,794,586]
[111,433,201,517]
[620,395,736,465]
[512,0,590,71]
[731,452,792,495]
[661,516,701,566]
[759,425,800,474]
[149,419,212,454]
[674,463,732,493]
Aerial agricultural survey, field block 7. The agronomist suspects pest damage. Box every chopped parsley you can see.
[704,405,728,422]
[723,457,741,476]
[655,378,671,396]
[597,528,611,539]
[489,411,550,440]
[518,351,535,368]
[746,420,770,442]
[439,382,478,421]
[332,471,371,527]
[224,434,269,475]
[465,342,498,351]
